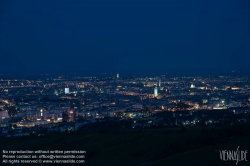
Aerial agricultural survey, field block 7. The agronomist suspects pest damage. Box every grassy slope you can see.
[142,136,250,166]
[0,128,249,166]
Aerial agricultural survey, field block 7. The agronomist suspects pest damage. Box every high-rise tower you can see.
[154,87,158,97]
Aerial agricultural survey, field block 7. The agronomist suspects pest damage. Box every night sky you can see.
[1,0,250,76]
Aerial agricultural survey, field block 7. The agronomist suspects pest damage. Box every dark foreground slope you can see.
[1,124,250,166]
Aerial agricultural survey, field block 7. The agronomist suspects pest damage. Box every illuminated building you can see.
[40,109,43,117]
[231,87,240,90]
[69,110,77,122]
[69,100,80,122]
[190,84,195,88]
[65,88,69,94]
[154,87,158,97]
[0,110,10,124]
[77,83,84,88]
[202,99,208,104]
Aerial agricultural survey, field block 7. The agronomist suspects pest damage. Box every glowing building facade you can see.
[154,87,158,97]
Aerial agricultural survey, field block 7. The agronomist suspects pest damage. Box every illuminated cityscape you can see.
[0,73,250,135]
[1,0,250,165]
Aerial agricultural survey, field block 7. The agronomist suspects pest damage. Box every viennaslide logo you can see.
[219,146,248,165]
